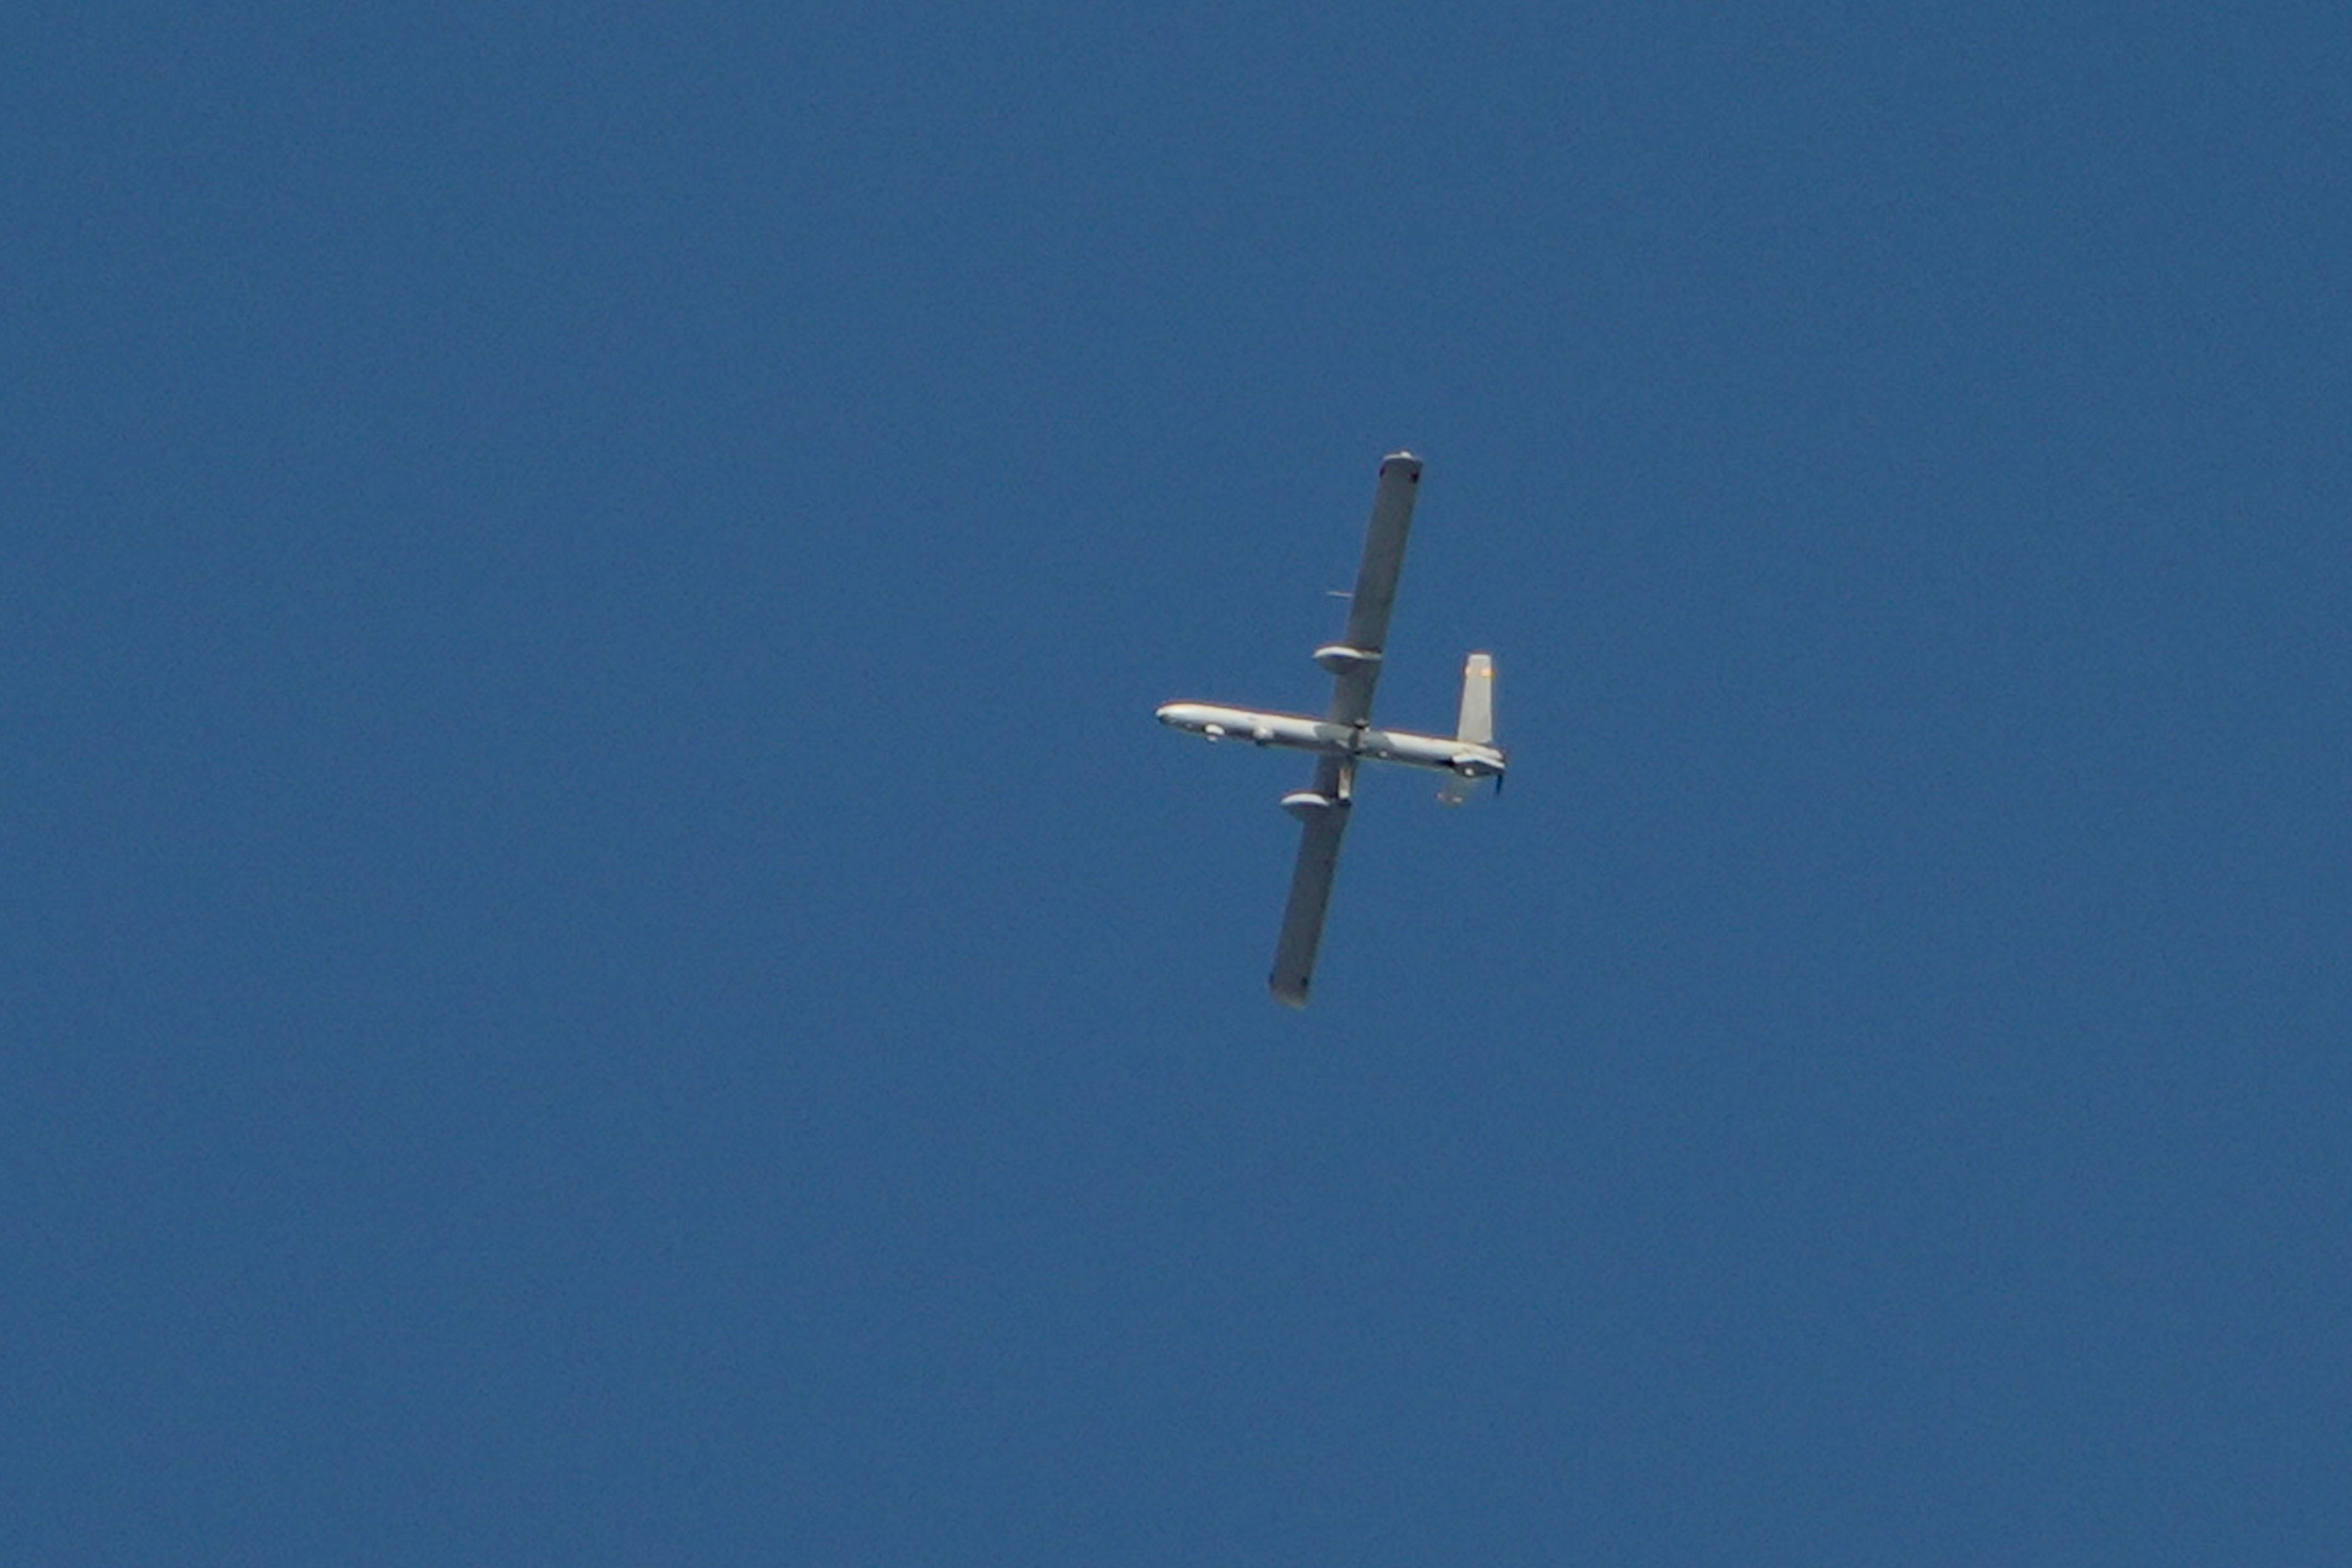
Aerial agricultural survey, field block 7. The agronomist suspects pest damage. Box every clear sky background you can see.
[7,4,2350,1563]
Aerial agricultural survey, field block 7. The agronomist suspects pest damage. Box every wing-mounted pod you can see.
[1313,644,1381,676]
[1281,790,1348,821]
[1283,754,1357,820]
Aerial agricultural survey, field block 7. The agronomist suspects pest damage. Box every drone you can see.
[1157,453,1506,1006]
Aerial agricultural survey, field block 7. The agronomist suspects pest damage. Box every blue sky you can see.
[7,4,2350,1562]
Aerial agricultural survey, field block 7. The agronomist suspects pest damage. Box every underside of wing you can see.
[1268,757,1352,1008]
[1323,453,1422,727]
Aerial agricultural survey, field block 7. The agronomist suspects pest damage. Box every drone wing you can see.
[1322,453,1423,728]
[1268,756,1352,1008]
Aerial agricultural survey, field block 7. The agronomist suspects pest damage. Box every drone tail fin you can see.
[1455,653,1496,746]
[1438,654,1502,807]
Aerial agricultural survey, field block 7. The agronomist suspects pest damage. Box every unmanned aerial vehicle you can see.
[1157,453,1505,1006]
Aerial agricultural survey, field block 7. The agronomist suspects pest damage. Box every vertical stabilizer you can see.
[1456,653,1496,744]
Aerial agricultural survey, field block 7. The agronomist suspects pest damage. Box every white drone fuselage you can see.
[1155,703,1506,781]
